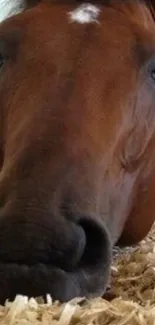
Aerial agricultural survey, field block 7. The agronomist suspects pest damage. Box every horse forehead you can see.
[1,1,155,69]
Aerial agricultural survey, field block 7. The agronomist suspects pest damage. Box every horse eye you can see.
[0,54,4,68]
[147,59,155,83]
[151,69,155,81]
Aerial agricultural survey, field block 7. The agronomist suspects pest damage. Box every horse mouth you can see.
[0,260,109,304]
[0,218,112,304]
[0,262,75,303]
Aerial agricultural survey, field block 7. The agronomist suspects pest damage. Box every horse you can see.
[0,0,155,304]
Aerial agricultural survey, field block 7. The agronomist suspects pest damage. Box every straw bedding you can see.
[1,227,155,325]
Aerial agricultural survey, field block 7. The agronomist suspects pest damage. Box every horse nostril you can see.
[78,217,112,270]
[56,221,86,272]
[63,223,86,271]
[61,217,112,276]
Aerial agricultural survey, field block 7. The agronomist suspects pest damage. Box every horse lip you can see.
[0,260,110,303]
[0,262,75,303]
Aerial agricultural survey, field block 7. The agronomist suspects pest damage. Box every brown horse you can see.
[0,0,155,304]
